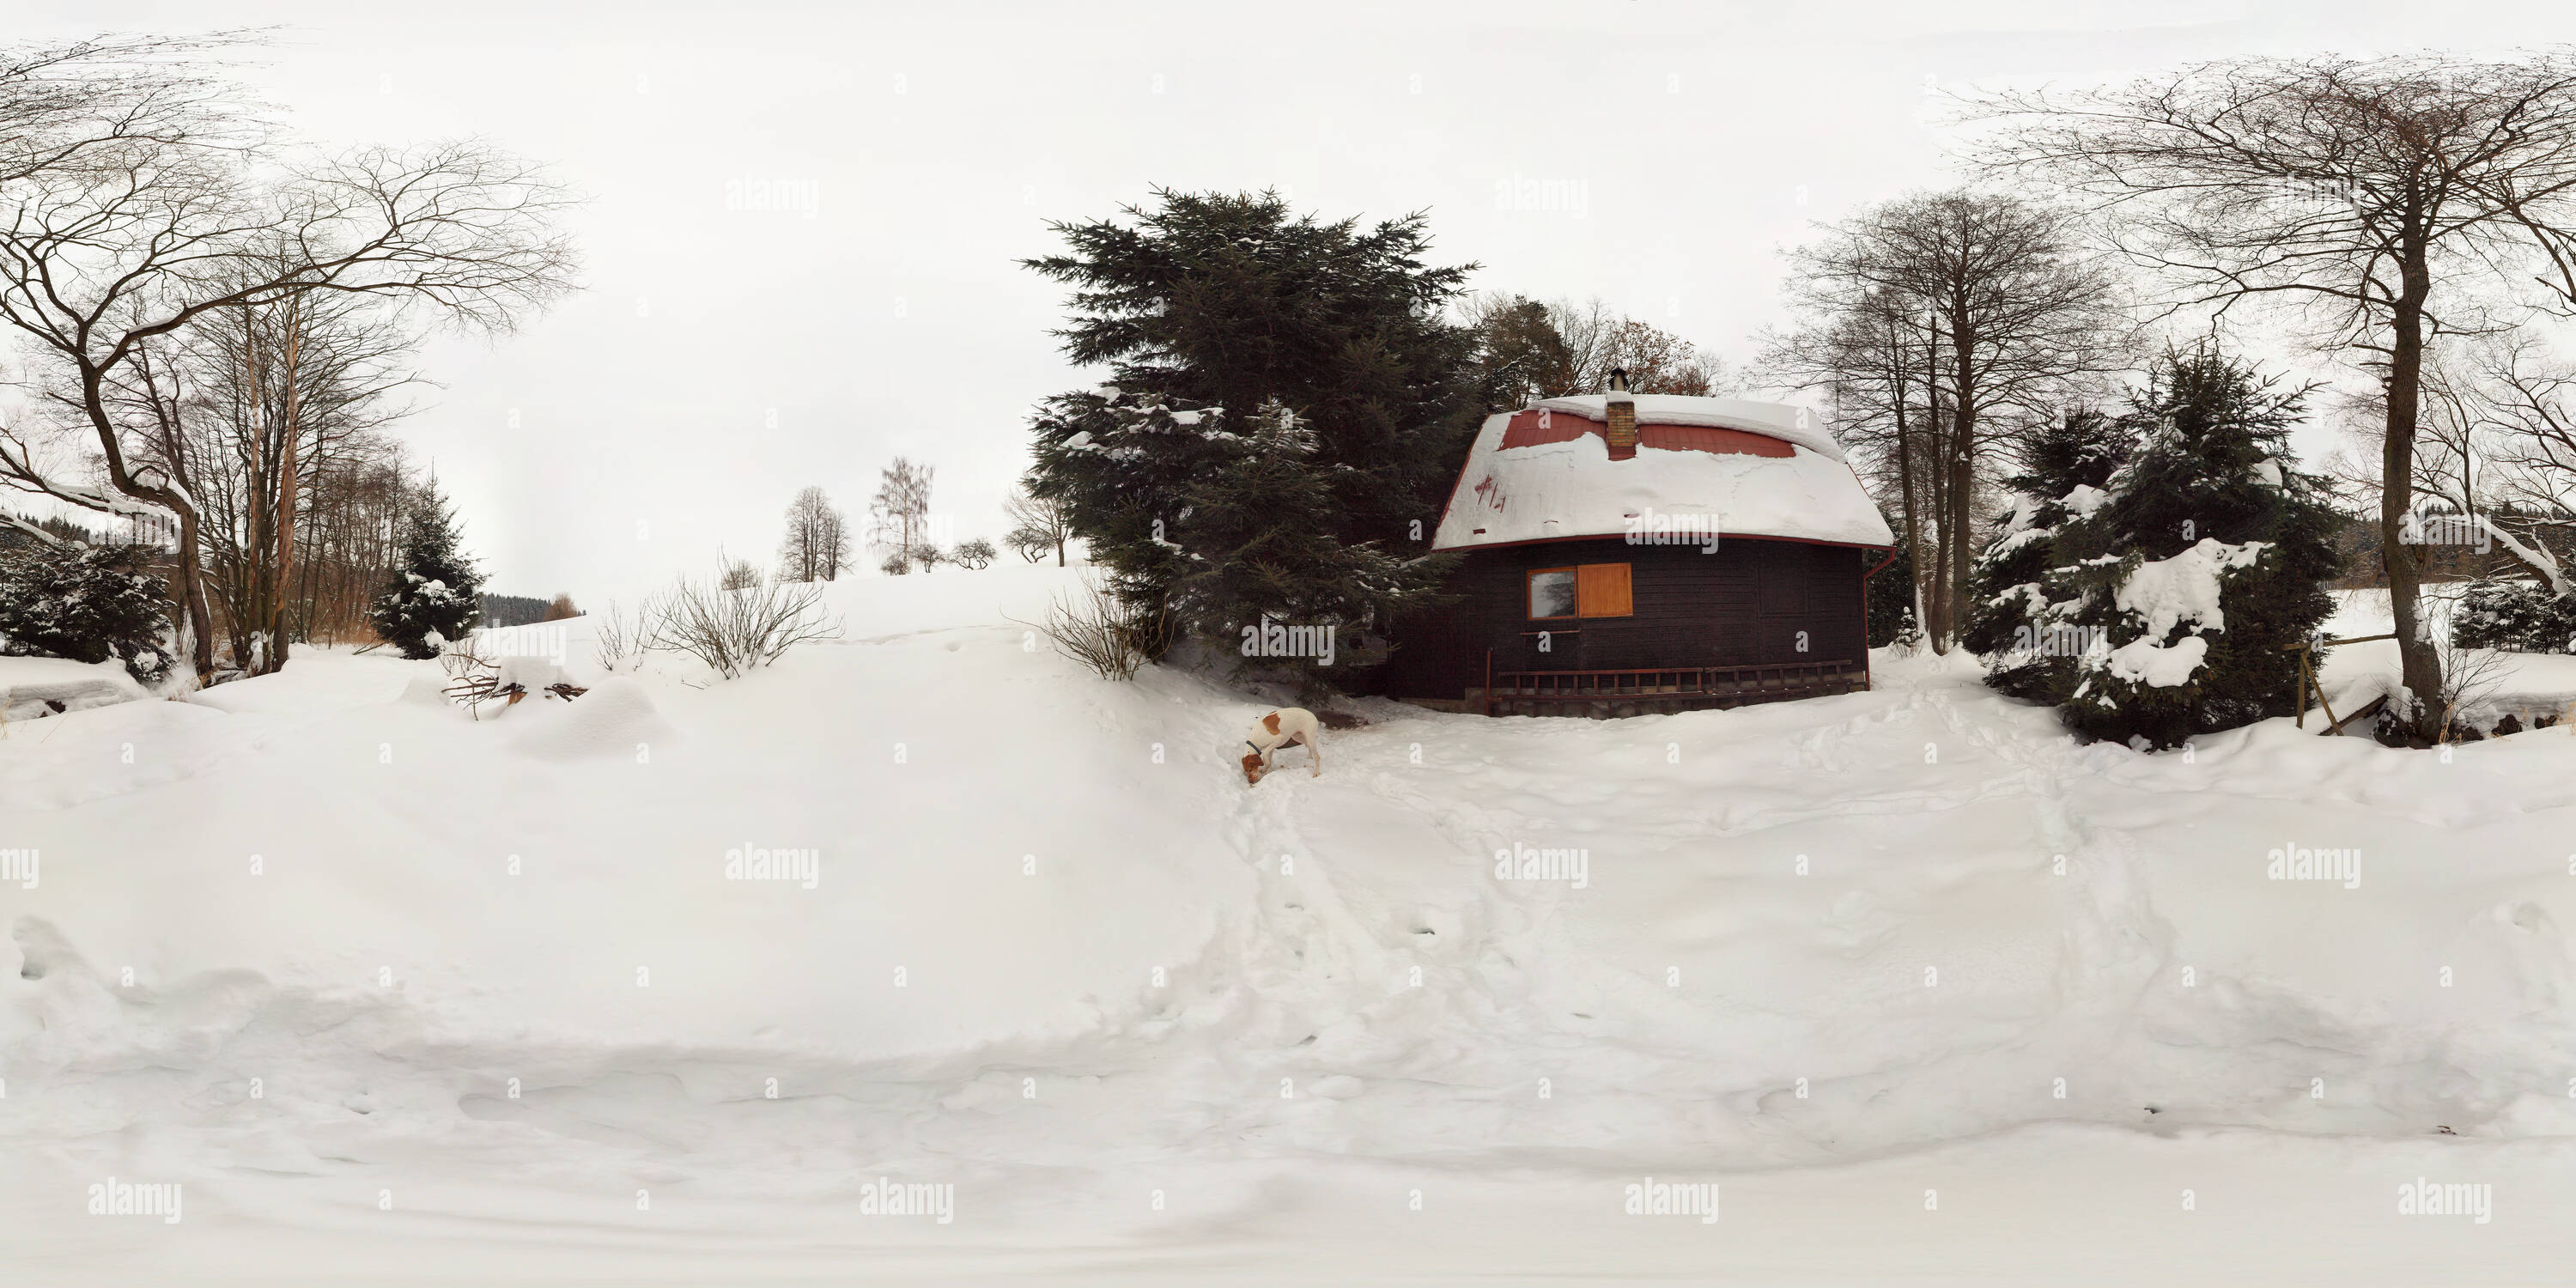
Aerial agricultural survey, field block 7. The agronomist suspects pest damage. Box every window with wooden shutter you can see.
[1577,562,1632,617]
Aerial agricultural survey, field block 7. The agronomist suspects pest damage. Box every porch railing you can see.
[1487,659,1859,711]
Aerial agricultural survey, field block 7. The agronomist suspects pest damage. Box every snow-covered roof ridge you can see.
[1528,393,1849,463]
[1431,408,1897,552]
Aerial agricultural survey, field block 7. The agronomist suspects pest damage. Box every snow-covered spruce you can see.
[1032,389,1447,691]
[1962,408,2128,701]
[368,477,484,660]
[0,538,174,682]
[1993,348,2342,750]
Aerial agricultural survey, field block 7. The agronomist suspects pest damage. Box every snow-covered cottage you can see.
[1381,374,1898,716]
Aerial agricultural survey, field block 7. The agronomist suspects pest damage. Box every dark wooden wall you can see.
[1371,537,1874,699]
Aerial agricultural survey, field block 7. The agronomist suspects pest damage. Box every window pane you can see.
[1528,569,1577,618]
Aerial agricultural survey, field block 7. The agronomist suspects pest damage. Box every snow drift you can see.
[6,567,2576,1285]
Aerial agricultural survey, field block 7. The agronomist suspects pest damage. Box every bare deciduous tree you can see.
[1461,293,1727,407]
[868,456,934,569]
[0,30,579,682]
[1968,52,2576,736]
[777,484,849,582]
[1759,191,2129,649]
[1003,483,1072,566]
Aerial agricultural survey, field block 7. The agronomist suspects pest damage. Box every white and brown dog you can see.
[1240,708,1322,784]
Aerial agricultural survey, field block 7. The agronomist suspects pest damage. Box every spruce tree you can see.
[1962,408,2128,701]
[370,478,483,659]
[2453,578,2576,654]
[1030,391,1449,687]
[1023,189,1480,683]
[2022,348,2342,749]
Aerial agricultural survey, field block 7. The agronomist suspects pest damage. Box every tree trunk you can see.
[1948,321,1978,660]
[1889,320,1925,641]
[268,314,301,674]
[174,505,216,683]
[2383,239,2443,739]
[1923,321,1954,652]
[81,368,217,683]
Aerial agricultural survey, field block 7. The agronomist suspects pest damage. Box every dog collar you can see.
[1245,740,1262,754]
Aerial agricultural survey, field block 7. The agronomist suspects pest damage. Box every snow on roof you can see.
[1529,394,1850,463]
[1431,398,1895,552]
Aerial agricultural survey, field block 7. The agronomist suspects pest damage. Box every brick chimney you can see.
[1604,367,1637,460]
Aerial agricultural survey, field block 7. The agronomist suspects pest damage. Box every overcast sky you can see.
[24,0,2576,598]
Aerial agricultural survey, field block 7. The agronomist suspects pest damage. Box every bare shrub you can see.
[1014,574,1170,681]
[438,635,505,719]
[592,598,641,674]
[2414,586,2518,740]
[645,564,841,679]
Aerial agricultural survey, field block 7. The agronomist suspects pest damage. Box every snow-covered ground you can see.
[7,566,2576,1284]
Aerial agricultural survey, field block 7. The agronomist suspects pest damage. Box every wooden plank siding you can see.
[1372,537,1872,701]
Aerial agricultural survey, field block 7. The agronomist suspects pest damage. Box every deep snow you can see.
[5,565,2576,1284]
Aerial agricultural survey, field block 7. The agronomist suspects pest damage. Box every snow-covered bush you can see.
[2451,578,2576,654]
[0,539,174,682]
[644,563,841,679]
[2002,348,2342,750]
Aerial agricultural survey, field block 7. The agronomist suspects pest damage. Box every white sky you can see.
[21,0,2576,597]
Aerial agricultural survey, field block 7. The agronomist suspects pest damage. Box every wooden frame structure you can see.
[2285,633,2394,735]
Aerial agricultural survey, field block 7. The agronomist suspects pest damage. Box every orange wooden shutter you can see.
[1577,563,1632,617]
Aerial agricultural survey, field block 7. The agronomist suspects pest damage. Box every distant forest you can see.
[478,594,552,628]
